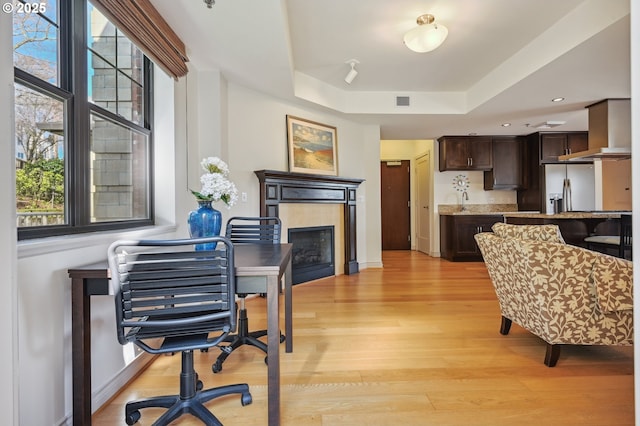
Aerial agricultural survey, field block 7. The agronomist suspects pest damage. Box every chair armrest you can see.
[592,255,633,314]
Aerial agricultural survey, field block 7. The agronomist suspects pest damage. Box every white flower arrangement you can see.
[191,157,238,208]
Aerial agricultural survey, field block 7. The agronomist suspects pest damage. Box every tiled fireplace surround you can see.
[254,170,364,276]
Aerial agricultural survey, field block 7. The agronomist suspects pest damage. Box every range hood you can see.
[559,98,631,161]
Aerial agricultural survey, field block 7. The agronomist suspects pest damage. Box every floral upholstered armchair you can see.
[475,222,633,367]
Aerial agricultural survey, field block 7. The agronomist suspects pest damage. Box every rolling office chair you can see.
[584,214,632,260]
[212,216,285,373]
[108,236,251,425]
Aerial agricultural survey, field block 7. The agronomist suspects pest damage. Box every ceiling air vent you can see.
[396,96,410,107]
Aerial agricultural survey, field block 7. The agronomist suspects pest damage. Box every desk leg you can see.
[284,260,293,353]
[71,278,92,425]
[266,274,281,426]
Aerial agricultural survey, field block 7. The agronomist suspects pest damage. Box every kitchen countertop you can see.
[440,211,535,216]
[438,204,520,216]
[503,211,629,219]
[438,204,629,219]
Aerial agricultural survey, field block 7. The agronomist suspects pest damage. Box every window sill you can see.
[17,224,178,258]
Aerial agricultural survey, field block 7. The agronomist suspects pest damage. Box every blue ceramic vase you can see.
[188,200,222,250]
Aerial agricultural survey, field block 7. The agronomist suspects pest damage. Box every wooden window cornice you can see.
[91,0,189,79]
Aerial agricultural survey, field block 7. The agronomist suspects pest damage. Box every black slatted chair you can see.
[584,214,632,260]
[108,236,251,426]
[212,216,285,373]
[619,213,633,259]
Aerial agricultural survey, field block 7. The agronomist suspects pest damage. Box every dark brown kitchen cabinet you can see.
[440,214,504,261]
[438,136,492,171]
[483,136,525,190]
[539,132,588,163]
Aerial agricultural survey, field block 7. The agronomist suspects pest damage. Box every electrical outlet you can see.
[241,192,247,202]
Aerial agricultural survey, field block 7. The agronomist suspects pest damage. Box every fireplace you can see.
[288,226,335,284]
[255,170,364,275]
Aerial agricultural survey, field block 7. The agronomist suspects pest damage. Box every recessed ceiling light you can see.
[501,123,511,127]
[551,97,565,102]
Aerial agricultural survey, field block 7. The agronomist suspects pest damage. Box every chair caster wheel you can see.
[264,356,268,365]
[125,410,141,425]
[196,380,203,391]
[279,334,286,343]
[212,360,223,373]
[241,392,253,406]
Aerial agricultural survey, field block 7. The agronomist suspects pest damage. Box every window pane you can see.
[13,6,59,85]
[90,114,149,222]
[40,0,58,24]
[117,71,144,124]
[87,11,116,66]
[117,37,145,85]
[88,4,145,124]
[15,83,66,227]
[16,0,154,239]
[88,50,117,115]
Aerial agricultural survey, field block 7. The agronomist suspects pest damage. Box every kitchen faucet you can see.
[461,191,469,211]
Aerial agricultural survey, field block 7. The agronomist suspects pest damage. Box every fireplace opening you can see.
[288,225,335,284]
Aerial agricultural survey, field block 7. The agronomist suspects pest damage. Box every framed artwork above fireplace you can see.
[286,115,338,176]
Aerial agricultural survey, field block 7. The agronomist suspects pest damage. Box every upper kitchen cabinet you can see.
[438,136,492,171]
[537,132,589,163]
[483,136,526,190]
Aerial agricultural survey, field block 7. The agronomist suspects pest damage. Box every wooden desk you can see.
[68,243,293,426]
[234,243,293,426]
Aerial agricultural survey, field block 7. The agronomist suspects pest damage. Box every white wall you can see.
[0,9,18,426]
[433,169,517,208]
[223,82,382,270]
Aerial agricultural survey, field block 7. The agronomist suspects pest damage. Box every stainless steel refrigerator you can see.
[544,164,595,213]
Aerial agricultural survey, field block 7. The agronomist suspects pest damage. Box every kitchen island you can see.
[503,211,626,247]
[439,204,516,261]
[439,204,627,260]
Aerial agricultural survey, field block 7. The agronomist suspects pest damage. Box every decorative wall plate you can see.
[452,174,469,192]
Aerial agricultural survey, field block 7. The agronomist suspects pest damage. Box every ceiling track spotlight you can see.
[203,0,215,8]
[344,59,359,84]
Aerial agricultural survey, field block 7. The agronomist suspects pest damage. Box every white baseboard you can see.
[93,352,156,412]
[58,352,156,426]
[359,261,383,269]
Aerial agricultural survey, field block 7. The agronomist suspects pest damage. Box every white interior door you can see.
[416,153,431,254]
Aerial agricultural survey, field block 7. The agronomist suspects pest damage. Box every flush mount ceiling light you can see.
[344,59,359,84]
[403,14,448,53]
[551,97,565,102]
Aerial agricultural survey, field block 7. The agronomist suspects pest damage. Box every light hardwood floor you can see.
[92,251,634,425]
